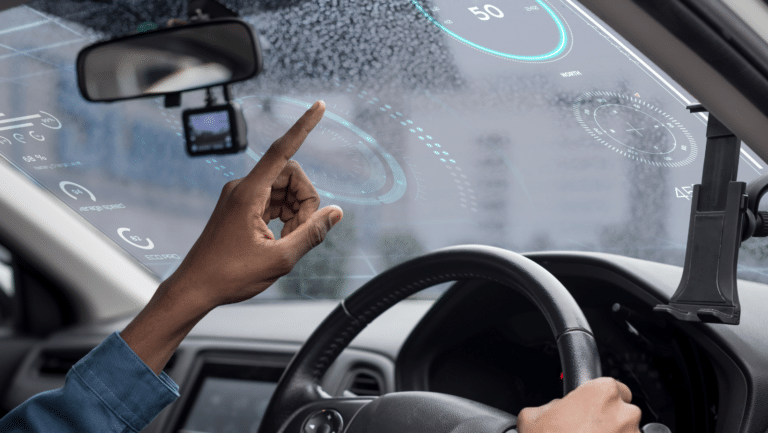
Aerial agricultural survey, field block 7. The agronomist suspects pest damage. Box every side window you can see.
[0,243,78,336]
[0,245,13,297]
[0,245,14,326]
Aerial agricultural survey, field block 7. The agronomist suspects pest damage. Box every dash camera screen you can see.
[187,110,233,153]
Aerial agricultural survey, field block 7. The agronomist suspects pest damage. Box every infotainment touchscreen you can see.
[179,378,277,433]
[175,363,283,433]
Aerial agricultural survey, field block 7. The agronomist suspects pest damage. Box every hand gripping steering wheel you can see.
[258,245,601,433]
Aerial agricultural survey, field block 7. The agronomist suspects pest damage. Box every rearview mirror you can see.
[76,19,262,102]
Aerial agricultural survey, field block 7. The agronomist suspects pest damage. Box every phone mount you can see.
[654,105,768,325]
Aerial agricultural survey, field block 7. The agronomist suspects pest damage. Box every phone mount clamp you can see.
[654,105,768,324]
[654,104,746,324]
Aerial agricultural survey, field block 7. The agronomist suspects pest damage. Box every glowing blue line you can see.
[411,0,567,61]
[0,38,85,62]
[0,19,49,36]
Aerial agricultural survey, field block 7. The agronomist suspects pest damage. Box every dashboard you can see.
[396,279,718,431]
[4,252,766,433]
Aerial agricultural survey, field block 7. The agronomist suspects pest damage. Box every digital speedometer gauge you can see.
[411,0,572,62]
[573,91,698,167]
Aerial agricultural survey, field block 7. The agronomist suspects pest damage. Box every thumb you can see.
[278,205,343,265]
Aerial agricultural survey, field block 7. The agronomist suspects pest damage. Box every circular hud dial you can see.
[411,0,572,62]
[239,95,407,205]
[573,91,698,167]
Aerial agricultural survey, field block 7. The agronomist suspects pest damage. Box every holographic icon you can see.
[117,228,155,250]
[60,181,96,202]
[573,91,698,167]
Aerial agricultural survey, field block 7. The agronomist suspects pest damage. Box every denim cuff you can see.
[70,331,179,432]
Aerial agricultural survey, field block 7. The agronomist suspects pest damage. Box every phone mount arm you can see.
[654,104,746,324]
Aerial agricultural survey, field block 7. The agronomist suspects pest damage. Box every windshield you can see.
[2,0,768,300]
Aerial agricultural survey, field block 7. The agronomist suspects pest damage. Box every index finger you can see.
[241,100,325,191]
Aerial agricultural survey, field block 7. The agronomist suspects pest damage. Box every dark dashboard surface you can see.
[397,278,717,431]
[5,252,768,433]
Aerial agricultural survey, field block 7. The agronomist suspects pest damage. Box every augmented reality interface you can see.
[2,0,768,299]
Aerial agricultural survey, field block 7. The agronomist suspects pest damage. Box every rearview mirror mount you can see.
[76,13,261,156]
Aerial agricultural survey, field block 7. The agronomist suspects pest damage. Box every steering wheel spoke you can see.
[343,391,517,433]
[278,397,373,433]
[278,392,518,433]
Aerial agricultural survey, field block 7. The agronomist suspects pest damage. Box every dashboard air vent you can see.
[344,370,383,397]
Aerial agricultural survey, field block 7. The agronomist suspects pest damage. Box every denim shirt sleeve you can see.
[0,331,179,433]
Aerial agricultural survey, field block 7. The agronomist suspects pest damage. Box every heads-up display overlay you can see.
[3,0,768,299]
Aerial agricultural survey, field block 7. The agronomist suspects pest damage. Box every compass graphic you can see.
[238,95,407,205]
[573,91,698,167]
[412,0,572,62]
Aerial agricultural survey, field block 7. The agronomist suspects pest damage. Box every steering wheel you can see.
[258,245,601,433]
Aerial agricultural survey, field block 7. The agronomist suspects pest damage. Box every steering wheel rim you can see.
[258,245,601,433]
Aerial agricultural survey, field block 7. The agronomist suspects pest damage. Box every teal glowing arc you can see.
[412,0,568,61]
[239,95,407,206]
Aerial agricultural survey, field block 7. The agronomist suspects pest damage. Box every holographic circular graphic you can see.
[238,95,407,205]
[573,91,698,167]
[411,0,572,62]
